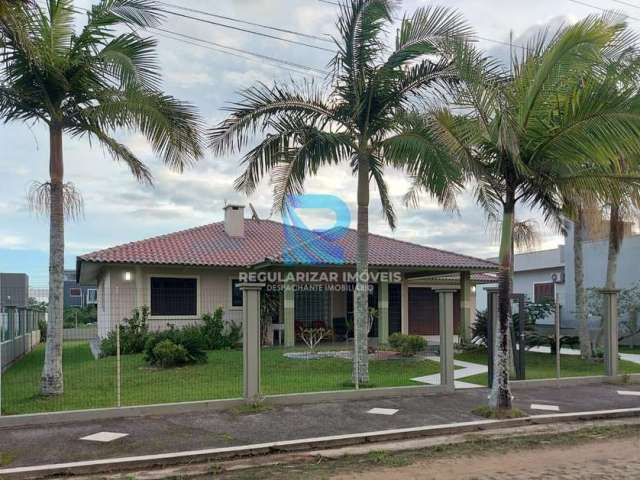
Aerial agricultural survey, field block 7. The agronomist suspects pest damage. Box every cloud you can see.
[0,234,28,249]
[2,0,589,282]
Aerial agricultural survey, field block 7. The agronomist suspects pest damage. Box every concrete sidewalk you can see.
[0,382,639,473]
[529,345,640,365]
[411,356,487,389]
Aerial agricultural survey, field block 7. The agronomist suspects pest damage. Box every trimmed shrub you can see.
[201,308,225,349]
[100,306,150,357]
[224,320,242,348]
[150,339,189,368]
[200,308,242,349]
[389,333,427,357]
[143,325,207,366]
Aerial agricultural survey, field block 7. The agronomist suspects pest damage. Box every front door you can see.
[408,288,461,335]
[409,288,439,335]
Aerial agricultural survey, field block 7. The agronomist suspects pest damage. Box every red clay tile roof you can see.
[427,272,499,283]
[78,219,497,271]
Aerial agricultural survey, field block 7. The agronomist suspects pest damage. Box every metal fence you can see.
[1,306,43,373]
[0,284,629,418]
[0,284,448,417]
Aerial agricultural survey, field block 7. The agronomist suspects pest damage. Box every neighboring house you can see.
[0,273,29,309]
[477,248,564,325]
[477,218,640,328]
[63,270,97,309]
[76,205,498,343]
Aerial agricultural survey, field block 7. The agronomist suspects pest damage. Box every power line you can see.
[157,1,334,43]
[157,7,335,53]
[153,27,328,76]
[153,30,325,78]
[612,0,640,9]
[567,0,640,20]
[315,0,529,51]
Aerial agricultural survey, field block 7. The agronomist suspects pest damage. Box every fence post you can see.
[240,282,265,402]
[600,288,620,377]
[283,278,295,347]
[437,289,456,389]
[486,288,499,388]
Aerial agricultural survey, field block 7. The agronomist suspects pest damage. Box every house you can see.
[477,217,640,329]
[476,248,564,325]
[0,273,29,309]
[76,205,498,344]
[63,270,97,309]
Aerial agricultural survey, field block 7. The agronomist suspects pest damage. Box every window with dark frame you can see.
[69,287,81,297]
[534,282,555,304]
[150,277,198,316]
[231,279,243,307]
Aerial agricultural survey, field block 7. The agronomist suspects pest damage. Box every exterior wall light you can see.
[124,271,132,281]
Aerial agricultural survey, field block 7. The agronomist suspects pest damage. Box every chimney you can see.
[224,204,245,238]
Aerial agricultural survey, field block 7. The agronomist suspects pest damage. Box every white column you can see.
[401,276,409,334]
[378,279,389,344]
[241,282,264,402]
[459,272,472,344]
[437,289,456,389]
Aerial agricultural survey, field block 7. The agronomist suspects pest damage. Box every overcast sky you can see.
[0,0,628,287]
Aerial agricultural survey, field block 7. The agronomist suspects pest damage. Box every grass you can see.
[620,345,640,354]
[455,348,640,386]
[471,405,526,419]
[0,342,441,415]
[230,403,274,416]
[0,452,15,467]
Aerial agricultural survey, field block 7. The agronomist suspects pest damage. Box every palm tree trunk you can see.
[605,204,622,289]
[575,208,591,360]
[489,193,514,411]
[352,152,370,385]
[41,123,65,396]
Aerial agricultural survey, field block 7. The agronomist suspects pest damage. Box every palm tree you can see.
[0,0,204,395]
[597,52,640,292]
[408,17,640,410]
[561,49,640,360]
[603,159,640,289]
[209,0,470,385]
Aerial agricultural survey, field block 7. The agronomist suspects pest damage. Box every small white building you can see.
[477,219,640,328]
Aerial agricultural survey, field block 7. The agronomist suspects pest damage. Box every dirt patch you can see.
[331,435,640,479]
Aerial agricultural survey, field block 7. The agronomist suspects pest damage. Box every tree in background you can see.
[0,0,204,395]
[209,0,470,385]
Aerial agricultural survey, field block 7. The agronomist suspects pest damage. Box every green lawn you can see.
[619,345,640,354]
[1,342,441,415]
[455,349,640,386]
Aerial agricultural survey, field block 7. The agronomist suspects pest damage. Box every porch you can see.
[268,271,478,348]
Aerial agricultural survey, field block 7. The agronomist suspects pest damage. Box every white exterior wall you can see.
[564,223,640,328]
[476,245,564,325]
[97,265,243,338]
[97,270,111,339]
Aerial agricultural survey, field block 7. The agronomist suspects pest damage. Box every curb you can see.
[2,407,640,478]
